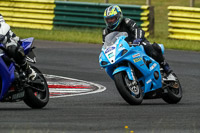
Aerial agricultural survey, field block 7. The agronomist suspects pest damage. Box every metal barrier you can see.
[0,0,154,37]
[54,1,154,37]
[0,0,55,30]
[168,6,200,40]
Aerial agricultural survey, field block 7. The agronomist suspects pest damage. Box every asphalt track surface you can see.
[0,40,200,133]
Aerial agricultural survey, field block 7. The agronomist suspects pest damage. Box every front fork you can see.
[126,63,141,96]
[113,62,135,81]
[113,62,143,96]
[128,63,137,85]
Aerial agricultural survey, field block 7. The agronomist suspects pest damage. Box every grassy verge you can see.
[11,0,200,51]
[13,27,102,44]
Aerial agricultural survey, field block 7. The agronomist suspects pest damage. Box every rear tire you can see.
[114,72,143,105]
[24,66,49,109]
[162,73,182,104]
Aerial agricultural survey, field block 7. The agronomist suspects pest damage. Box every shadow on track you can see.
[0,108,50,111]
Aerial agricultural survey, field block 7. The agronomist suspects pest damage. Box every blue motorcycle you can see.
[0,37,49,108]
[99,32,182,105]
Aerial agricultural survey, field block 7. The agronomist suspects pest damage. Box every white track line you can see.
[44,74,106,98]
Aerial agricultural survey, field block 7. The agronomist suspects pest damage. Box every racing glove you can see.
[133,38,142,45]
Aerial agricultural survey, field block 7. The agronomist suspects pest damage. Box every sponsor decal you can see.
[133,57,142,63]
[150,63,157,70]
[132,53,140,58]
[108,52,114,58]
[44,74,106,98]
[146,79,152,84]
[105,46,115,54]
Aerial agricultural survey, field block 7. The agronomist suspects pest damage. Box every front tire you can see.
[114,72,143,105]
[24,66,49,109]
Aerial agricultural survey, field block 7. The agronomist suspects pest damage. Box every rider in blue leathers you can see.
[103,5,172,76]
[0,14,36,80]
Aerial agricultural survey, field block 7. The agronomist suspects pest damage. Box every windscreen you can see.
[103,32,128,49]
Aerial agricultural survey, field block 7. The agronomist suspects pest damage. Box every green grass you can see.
[13,27,102,44]
[12,0,200,51]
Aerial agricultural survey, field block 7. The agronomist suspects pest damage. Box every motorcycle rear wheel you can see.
[162,73,182,104]
[23,66,49,109]
[114,72,143,105]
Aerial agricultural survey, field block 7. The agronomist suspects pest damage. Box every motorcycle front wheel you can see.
[24,66,49,109]
[114,72,143,105]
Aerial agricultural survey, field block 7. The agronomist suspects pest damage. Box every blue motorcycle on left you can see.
[0,37,49,109]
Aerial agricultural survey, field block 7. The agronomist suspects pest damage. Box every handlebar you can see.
[129,43,140,47]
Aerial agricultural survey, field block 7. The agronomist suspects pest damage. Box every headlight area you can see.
[101,61,108,66]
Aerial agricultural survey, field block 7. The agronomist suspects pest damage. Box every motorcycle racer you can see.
[0,14,37,80]
[103,5,172,76]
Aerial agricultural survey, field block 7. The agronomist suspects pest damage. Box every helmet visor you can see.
[105,16,118,27]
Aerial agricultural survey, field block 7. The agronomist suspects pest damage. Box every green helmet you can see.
[104,5,123,30]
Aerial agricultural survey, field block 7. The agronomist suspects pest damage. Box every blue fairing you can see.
[21,37,34,55]
[99,32,163,94]
[0,37,34,101]
[158,44,164,55]
[0,55,15,100]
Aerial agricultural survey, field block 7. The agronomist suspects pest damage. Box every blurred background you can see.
[1,0,199,51]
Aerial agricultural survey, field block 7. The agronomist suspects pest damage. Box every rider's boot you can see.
[27,66,37,81]
[21,62,37,81]
[160,61,173,76]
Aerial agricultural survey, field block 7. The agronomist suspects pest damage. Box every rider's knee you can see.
[7,45,25,62]
[152,43,162,54]
[7,45,17,57]
[142,42,154,56]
